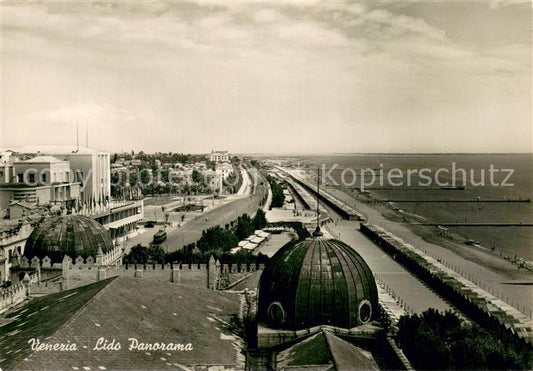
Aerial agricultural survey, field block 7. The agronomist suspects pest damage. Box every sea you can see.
[281,154,533,261]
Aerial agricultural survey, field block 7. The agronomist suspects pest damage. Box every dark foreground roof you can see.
[4,277,242,370]
[226,270,261,291]
[0,277,116,370]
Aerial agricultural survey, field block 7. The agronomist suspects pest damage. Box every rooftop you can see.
[16,156,66,164]
[226,270,261,291]
[9,145,107,156]
[4,277,243,370]
[277,329,379,371]
[0,278,116,370]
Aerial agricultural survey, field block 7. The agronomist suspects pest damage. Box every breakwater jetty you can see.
[371,198,531,203]
[412,222,533,227]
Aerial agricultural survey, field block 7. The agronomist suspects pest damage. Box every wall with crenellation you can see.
[21,255,265,292]
[0,270,39,313]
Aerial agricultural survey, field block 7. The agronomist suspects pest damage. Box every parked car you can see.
[144,220,156,228]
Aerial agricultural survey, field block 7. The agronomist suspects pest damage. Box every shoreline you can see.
[371,198,533,274]
[325,186,532,282]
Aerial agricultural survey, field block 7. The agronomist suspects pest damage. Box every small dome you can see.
[24,215,114,263]
[257,238,378,330]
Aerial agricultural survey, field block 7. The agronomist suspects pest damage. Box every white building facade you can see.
[210,150,229,163]
[12,146,111,204]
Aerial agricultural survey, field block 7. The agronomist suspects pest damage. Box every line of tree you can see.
[123,244,165,264]
[267,175,285,208]
[124,241,270,266]
[397,309,533,370]
[112,151,208,165]
[196,225,238,253]
[124,209,269,263]
[197,209,267,253]
[165,249,269,265]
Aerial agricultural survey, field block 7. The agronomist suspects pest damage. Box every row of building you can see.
[0,145,144,286]
[0,147,235,286]
[0,145,110,213]
[111,150,235,194]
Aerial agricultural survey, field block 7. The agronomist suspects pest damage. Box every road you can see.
[161,169,266,252]
[324,220,454,315]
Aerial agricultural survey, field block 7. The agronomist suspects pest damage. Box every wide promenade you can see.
[125,166,267,253]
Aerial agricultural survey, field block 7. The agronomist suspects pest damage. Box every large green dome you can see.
[24,215,114,263]
[257,237,378,330]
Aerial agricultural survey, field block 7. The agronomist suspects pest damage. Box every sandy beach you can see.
[323,185,533,318]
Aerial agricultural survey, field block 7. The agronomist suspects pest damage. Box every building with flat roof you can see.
[3,145,143,256]
[0,276,244,370]
[11,145,111,205]
[14,156,72,184]
[210,150,229,163]
[0,156,81,212]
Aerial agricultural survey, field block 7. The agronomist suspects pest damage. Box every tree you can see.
[192,169,202,184]
[253,209,267,230]
[196,225,238,253]
[267,176,285,208]
[124,244,165,264]
[148,244,165,263]
[124,244,149,264]
[397,309,533,370]
[235,214,254,240]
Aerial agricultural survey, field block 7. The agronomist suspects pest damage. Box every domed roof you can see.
[257,237,378,330]
[24,215,114,262]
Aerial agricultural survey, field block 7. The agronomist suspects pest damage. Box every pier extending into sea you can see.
[411,222,533,227]
[370,198,531,203]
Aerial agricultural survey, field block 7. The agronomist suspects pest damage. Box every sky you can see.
[1,1,531,154]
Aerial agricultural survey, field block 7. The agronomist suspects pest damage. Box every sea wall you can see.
[360,222,533,350]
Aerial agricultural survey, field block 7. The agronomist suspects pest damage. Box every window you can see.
[267,301,286,326]
[358,300,372,323]
[42,173,47,183]
[76,171,84,185]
